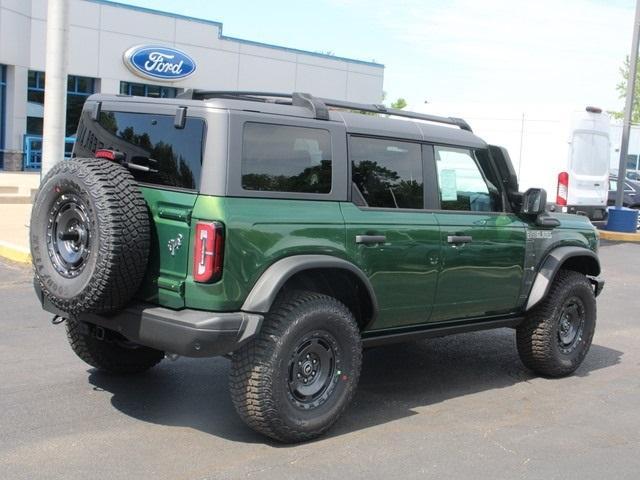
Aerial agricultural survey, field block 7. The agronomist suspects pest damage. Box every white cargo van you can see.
[410,103,611,221]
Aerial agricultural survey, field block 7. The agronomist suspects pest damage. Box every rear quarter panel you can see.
[185,196,347,311]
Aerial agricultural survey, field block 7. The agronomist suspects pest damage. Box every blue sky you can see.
[118,0,635,111]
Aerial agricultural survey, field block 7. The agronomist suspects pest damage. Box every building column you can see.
[3,66,28,171]
[99,78,120,94]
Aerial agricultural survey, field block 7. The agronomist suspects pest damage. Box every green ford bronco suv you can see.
[30,91,604,442]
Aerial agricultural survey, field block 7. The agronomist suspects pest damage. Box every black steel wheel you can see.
[47,192,92,279]
[517,269,596,377]
[287,331,341,410]
[230,290,362,443]
[556,297,586,354]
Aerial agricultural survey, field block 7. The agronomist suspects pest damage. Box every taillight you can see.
[557,171,569,206]
[193,222,224,283]
[95,149,124,161]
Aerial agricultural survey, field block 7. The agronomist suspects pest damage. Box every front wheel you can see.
[517,269,596,377]
[229,291,362,443]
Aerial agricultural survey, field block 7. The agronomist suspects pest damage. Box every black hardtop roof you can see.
[87,91,487,148]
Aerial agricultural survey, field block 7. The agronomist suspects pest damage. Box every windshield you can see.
[571,132,609,176]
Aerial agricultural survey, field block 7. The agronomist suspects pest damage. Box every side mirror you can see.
[521,188,547,215]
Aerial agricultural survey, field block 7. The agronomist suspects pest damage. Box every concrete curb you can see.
[598,229,640,242]
[0,241,31,264]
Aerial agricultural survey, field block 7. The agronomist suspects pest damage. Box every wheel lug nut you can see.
[297,373,301,378]
[312,359,317,364]
[312,371,316,376]
[303,378,307,384]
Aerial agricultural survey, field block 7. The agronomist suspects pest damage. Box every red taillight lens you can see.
[556,171,569,206]
[95,149,123,161]
[193,222,224,283]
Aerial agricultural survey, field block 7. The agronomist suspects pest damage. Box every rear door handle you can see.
[447,235,473,244]
[355,235,387,245]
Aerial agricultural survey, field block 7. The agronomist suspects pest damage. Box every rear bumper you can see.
[549,204,608,221]
[36,286,263,358]
[80,305,263,357]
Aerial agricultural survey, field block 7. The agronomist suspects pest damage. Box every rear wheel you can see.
[517,270,596,377]
[229,290,362,443]
[66,319,163,374]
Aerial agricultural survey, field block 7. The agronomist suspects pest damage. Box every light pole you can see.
[615,0,640,209]
[41,0,69,178]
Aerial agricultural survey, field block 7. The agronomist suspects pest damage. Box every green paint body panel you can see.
[137,187,198,309]
[432,212,526,321]
[186,196,347,312]
[137,187,598,335]
[340,203,440,330]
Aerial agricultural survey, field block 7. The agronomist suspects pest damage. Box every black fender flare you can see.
[240,254,378,320]
[525,246,601,311]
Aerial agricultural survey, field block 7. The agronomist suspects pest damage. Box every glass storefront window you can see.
[120,81,178,98]
[27,71,96,137]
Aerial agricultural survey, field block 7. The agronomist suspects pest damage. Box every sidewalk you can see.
[0,172,39,263]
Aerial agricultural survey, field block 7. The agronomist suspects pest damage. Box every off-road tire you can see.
[229,290,362,443]
[66,319,163,374]
[30,158,150,315]
[517,269,596,377]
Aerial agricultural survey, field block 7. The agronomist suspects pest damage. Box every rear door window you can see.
[74,111,205,190]
[350,136,423,209]
[241,123,332,193]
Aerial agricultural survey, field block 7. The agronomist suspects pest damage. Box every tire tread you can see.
[229,290,362,442]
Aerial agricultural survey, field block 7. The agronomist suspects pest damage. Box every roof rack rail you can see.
[177,90,472,132]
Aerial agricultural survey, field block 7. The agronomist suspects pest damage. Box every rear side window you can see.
[241,123,332,193]
[350,136,423,209]
[74,111,205,190]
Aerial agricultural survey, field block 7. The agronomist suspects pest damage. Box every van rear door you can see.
[567,130,610,211]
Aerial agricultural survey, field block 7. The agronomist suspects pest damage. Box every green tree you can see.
[390,98,407,109]
[611,55,640,123]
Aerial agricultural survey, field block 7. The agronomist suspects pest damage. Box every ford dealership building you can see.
[0,0,385,171]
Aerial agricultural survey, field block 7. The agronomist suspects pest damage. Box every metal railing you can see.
[23,135,75,170]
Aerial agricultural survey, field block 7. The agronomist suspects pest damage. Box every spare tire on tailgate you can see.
[30,158,150,315]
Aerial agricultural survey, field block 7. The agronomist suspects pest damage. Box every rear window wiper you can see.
[123,160,158,173]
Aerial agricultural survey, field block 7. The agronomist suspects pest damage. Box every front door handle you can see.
[355,234,387,245]
[447,235,473,244]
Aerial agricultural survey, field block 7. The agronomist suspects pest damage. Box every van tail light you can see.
[557,171,569,206]
[193,222,224,283]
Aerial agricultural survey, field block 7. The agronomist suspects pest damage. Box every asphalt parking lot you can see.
[1,241,639,480]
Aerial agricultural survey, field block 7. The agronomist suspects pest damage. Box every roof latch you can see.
[90,101,102,121]
[174,106,187,129]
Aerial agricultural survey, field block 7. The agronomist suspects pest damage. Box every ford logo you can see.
[123,45,196,81]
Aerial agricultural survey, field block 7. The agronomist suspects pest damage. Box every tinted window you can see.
[241,123,332,193]
[350,136,423,209]
[435,146,499,212]
[73,111,205,190]
[609,179,634,192]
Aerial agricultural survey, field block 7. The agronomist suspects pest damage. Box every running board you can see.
[361,316,524,348]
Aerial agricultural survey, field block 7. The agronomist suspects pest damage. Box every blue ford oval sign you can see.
[123,45,196,81]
